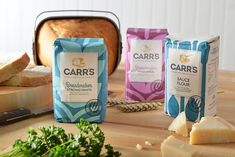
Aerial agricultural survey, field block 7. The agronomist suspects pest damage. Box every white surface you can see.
[0,0,234,70]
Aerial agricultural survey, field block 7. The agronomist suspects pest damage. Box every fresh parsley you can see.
[0,119,121,157]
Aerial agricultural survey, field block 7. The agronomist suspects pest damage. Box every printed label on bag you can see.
[167,48,202,97]
[60,52,98,102]
[130,40,162,82]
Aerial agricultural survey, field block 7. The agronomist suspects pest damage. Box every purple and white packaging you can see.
[125,28,168,101]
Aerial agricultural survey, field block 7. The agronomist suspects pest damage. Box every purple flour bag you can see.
[125,28,168,101]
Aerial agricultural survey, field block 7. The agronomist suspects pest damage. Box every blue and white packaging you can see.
[165,35,220,122]
[52,38,107,123]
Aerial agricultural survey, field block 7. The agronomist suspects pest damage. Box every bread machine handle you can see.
[34,10,121,31]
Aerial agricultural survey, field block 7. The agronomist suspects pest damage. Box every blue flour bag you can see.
[165,35,220,122]
[52,38,107,123]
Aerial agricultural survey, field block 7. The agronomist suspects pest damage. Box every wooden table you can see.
[1,68,235,157]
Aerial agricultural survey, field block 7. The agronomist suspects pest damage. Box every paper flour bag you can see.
[125,28,168,101]
[53,38,107,123]
[165,35,220,121]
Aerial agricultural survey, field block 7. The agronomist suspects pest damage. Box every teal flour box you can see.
[165,35,220,122]
[52,38,107,123]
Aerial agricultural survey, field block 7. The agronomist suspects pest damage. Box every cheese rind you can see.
[161,136,199,157]
[190,116,235,144]
[168,112,188,137]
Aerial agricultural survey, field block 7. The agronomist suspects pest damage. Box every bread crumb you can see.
[145,141,152,146]
[136,144,143,150]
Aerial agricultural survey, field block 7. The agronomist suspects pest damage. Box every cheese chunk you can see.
[190,116,235,144]
[168,112,188,137]
[161,135,235,157]
[161,136,199,157]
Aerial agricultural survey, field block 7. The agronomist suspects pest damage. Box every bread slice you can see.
[0,65,52,87]
[0,52,30,83]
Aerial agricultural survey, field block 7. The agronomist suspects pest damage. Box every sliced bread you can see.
[0,65,52,87]
[0,52,30,83]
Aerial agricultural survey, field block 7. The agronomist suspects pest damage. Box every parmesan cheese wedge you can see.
[190,116,235,144]
[168,112,189,137]
[161,135,235,157]
[161,136,199,157]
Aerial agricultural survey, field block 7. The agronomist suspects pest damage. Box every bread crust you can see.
[36,19,118,75]
[0,52,30,83]
[0,66,52,87]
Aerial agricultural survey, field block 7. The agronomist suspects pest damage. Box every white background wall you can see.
[0,0,235,70]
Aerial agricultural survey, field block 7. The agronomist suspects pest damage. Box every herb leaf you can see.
[0,119,121,157]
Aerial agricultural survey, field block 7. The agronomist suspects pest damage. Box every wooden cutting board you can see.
[105,68,235,156]
[107,69,235,127]
[0,68,235,156]
[0,83,52,112]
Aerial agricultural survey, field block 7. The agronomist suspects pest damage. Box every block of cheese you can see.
[161,136,199,157]
[168,112,189,137]
[190,116,235,144]
[0,65,51,87]
[0,52,30,83]
[161,135,235,157]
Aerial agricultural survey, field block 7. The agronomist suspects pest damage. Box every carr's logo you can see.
[141,44,152,53]
[72,57,85,67]
[179,54,190,63]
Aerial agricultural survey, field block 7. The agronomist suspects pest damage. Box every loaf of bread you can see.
[0,65,52,87]
[0,52,30,83]
[36,18,119,75]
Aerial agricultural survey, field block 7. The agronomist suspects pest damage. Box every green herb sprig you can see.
[0,119,121,157]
